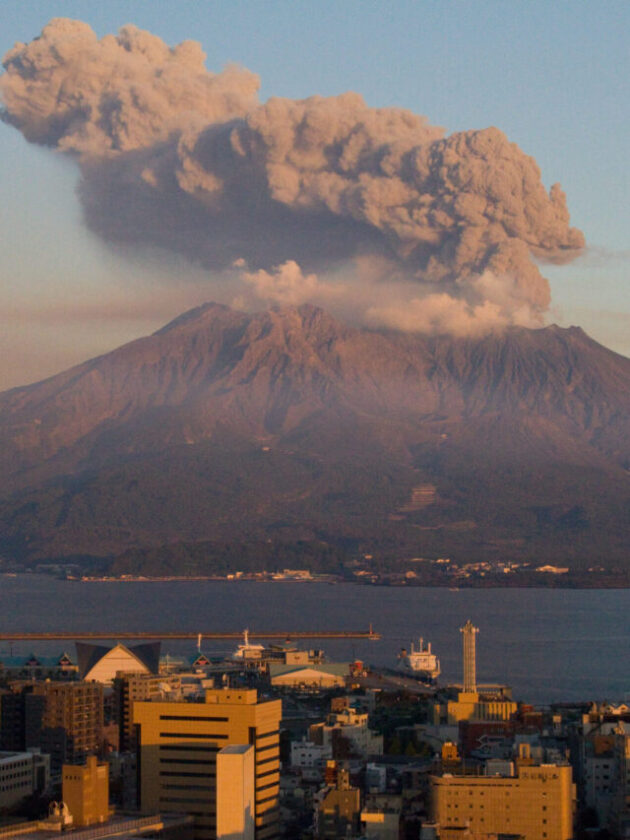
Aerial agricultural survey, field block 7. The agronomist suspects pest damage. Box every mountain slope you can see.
[0,303,629,567]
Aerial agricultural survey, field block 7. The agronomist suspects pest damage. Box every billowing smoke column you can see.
[0,18,584,335]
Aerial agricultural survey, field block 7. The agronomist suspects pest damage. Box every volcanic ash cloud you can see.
[0,18,585,335]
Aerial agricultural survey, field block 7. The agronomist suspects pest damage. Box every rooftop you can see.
[0,813,193,840]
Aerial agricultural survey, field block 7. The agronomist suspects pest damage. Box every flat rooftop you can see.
[0,813,193,840]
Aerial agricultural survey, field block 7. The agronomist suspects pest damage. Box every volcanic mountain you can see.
[0,303,629,570]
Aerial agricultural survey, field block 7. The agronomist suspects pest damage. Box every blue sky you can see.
[0,1,628,388]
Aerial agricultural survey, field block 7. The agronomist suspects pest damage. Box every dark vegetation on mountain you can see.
[0,303,628,575]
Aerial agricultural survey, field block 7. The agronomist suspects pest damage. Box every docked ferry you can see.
[232,629,266,661]
[397,637,440,681]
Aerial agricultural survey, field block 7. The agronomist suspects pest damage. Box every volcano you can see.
[0,303,629,570]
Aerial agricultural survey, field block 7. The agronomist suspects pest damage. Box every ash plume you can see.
[1,18,585,335]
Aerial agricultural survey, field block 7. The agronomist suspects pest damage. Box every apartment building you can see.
[32,681,103,779]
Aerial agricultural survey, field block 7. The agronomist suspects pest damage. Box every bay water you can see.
[0,575,629,704]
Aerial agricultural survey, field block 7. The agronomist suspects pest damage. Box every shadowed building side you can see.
[32,681,103,781]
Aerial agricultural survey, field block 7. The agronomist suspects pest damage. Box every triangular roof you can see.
[191,653,211,667]
[269,663,350,678]
[76,641,161,679]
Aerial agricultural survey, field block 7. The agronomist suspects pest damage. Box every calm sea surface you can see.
[0,575,629,705]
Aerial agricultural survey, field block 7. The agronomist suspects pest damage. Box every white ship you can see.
[397,637,440,681]
[232,629,266,661]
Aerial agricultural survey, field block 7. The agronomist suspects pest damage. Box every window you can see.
[257,729,280,740]
[160,758,214,765]
[159,732,228,739]
[257,781,278,793]
[159,745,218,753]
[163,783,214,791]
[159,715,228,722]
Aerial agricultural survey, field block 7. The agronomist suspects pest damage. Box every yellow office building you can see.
[62,755,110,828]
[439,691,518,725]
[430,763,575,840]
[134,688,281,840]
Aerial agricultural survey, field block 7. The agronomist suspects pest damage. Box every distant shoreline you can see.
[5,571,630,589]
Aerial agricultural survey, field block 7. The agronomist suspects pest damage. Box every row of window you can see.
[159,732,228,740]
[0,781,30,791]
[159,796,214,807]
[163,783,214,791]
[159,745,218,753]
[159,757,214,765]
[256,729,280,740]
[159,715,229,723]
[257,780,279,795]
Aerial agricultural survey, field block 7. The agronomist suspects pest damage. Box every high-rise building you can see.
[0,686,46,751]
[134,688,281,840]
[113,673,182,752]
[610,721,630,837]
[32,681,104,779]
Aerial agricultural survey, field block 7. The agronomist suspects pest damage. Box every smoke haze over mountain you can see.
[1,18,585,338]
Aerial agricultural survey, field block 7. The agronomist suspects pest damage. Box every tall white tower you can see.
[460,620,479,693]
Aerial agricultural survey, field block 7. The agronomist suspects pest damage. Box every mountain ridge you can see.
[0,303,628,569]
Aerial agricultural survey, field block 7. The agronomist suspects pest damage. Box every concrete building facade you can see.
[430,763,575,840]
[32,681,103,780]
[134,688,281,840]
[0,687,46,752]
[290,739,332,769]
[113,672,182,752]
[0,750,49,810]
[309,707,383,758]
[610,721,630,838]
[216,744,255,840]
[315,766,361,839]
[62,755,110,827]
